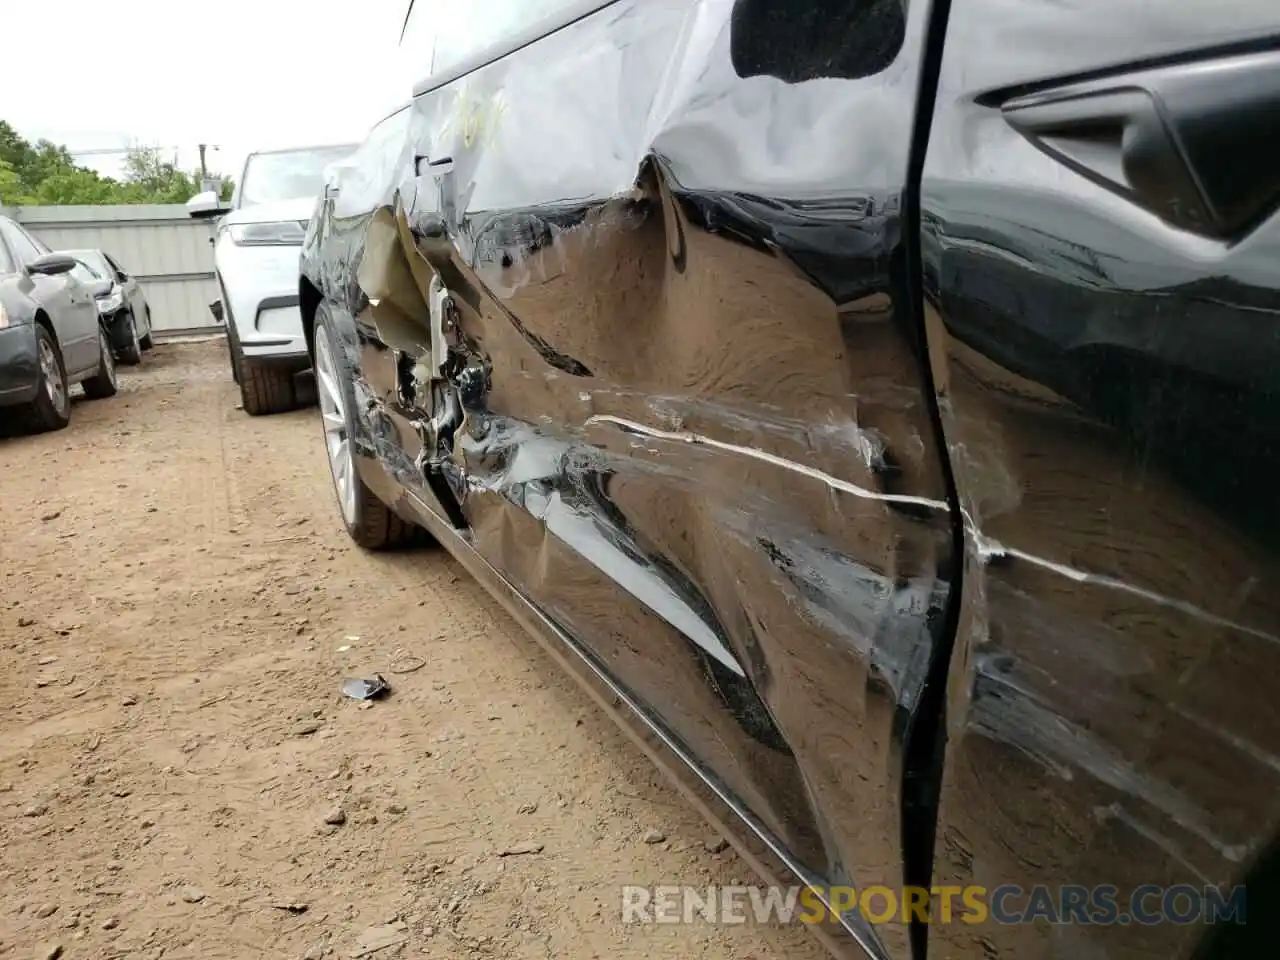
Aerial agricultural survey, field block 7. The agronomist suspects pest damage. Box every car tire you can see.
[139,308,154,351]
[81,326,119,400]
[238,357,297,416]
[17,324,71,434]
[117,313,143,366]
[315,301,422,550]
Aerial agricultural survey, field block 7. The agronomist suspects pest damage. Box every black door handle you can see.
[414,155,454,177]
[1001,49,1280,240]
[1003,87,1213,234]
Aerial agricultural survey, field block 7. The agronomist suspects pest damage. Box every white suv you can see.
[188,144,354,415]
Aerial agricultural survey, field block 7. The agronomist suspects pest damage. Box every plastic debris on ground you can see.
[341,674,391,701]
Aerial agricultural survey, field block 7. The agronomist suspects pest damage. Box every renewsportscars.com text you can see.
[621,884,1247,927]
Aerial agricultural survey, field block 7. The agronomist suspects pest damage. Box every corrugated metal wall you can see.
[9,204,221,335]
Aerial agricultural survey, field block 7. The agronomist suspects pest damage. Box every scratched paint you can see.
[298,2,1280,959]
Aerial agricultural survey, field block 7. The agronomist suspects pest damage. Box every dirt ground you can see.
[0,339,828,960]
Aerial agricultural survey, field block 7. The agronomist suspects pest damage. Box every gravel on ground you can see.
[0,339,826,960]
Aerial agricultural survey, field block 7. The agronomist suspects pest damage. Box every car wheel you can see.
[18,325,71,433]
[238,356,297,416]
[139,308,154,351]
[315,301,422,549]
[117,313,143,365]
[82,326,119,400]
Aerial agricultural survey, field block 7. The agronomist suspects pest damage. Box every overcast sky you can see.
[0,0,413,182]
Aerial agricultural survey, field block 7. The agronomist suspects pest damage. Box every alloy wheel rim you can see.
[316,330,357,525]
[39,339,66,415]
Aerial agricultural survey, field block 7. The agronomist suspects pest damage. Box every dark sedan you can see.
[298,3,1280,958]
[66,248,154,365]
[0,215,118,433]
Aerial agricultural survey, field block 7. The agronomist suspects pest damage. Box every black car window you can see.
[73,251,113,278]
[0,231,14,275]
[239,146,356,208]
[402,0,598,90]
[0,218,42,266]
[69,261,100,285]
[103,253,128,281]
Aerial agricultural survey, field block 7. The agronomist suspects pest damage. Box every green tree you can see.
[29,168,119,205]
[119,145,200,204]
[0,121,50,191]
[0,123,226,206]
[0,158,28,205]
[0,122,100,200]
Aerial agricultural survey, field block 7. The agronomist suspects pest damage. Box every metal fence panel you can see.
[6,204,222,336]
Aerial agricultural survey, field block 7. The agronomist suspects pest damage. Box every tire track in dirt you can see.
[0,339,828,960]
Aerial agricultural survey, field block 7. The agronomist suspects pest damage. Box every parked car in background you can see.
[67,248,154,365]
[0,215,117,433]
[300,3,1280,960]
[186,143,355,416]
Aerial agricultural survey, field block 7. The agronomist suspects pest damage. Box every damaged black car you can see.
[297,2,1280,958]
[68,248,154,365]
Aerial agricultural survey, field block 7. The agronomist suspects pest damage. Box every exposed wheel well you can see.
[33,310,55,342]
[299,275,321,361]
